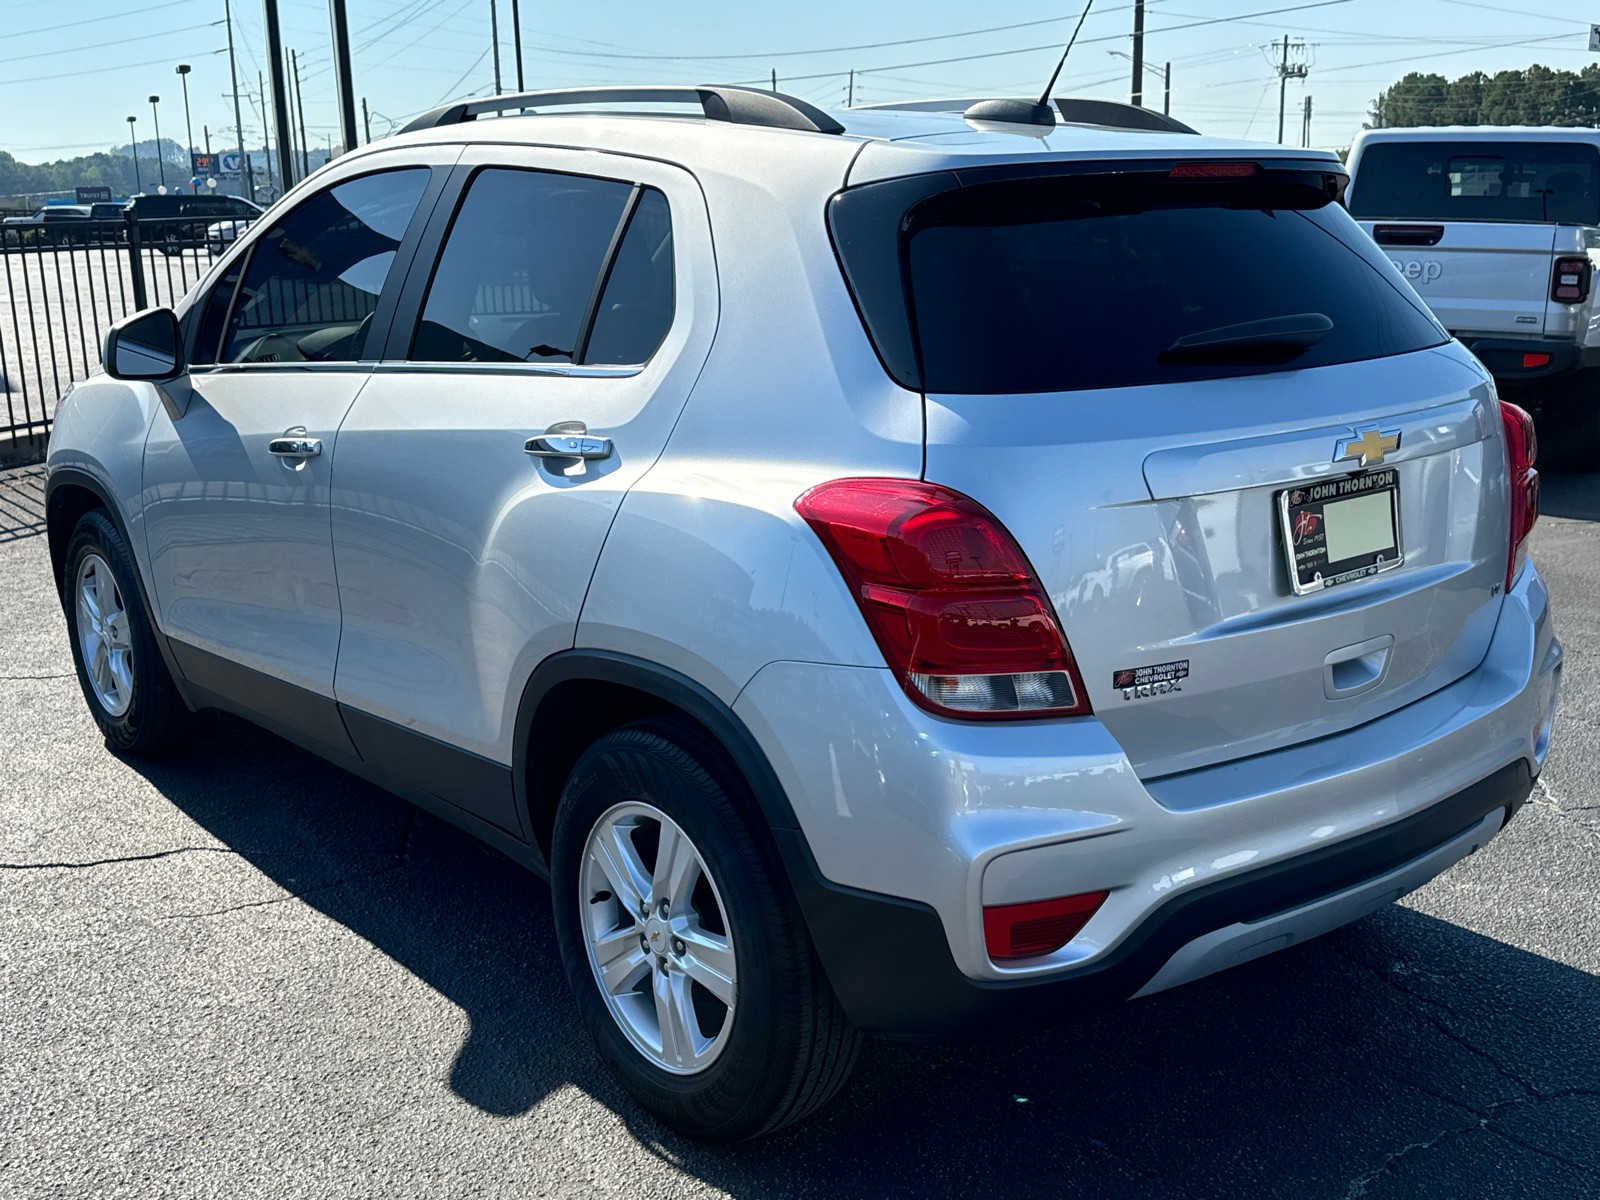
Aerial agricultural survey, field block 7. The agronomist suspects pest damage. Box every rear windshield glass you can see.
[900,171,1446,395]
[1350,140,1600,224]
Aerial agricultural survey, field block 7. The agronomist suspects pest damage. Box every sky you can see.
[0,0,1593,165]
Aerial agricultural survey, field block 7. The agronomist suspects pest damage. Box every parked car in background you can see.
[49,87,1559,1142]
[125,193,263,255]
[1348,127,1600,468]
[204,204,263,256]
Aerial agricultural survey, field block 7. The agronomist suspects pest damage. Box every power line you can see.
[8,0,201,40]
[0,23,216,66]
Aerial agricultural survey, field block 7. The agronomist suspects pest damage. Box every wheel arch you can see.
[513,650,802,865]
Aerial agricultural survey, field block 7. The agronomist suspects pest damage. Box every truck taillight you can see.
[795,479,1091,719]
[1552,256,1590,304]
[1501,402,1539,591]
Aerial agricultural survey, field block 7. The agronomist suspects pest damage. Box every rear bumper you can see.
[742,560,1560,1037]
[1458,335,1600,383]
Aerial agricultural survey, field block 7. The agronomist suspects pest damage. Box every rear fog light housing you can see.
[795,479,1091,719]
[984,891,1109,961]
[1552,256,1591,303]
[1521,353,1551,369]
[1500,401,1539,590]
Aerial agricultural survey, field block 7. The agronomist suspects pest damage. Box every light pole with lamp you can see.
[126,115,141,193]
[175,65,197,192]
[148,95,166,189]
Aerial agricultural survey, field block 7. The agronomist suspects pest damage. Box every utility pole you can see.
[328,0,359,152]
[226,0,253,201]
[204,125,211,155]
[176,65,196,191]
[126,116,141,193]
[1273,35,1309,144]
[1164,61,1171,116]
[291,48,310,178]
[848,69,854,107]
[362,96,372,144]
[1302,94,1313,147]
[490,0,502,96]
[260,71,277,196]
[510,0,524,91]
[771,68,778,94]
[1130,0,1145,107]
[148,96,166,188]
[262,0,295,191]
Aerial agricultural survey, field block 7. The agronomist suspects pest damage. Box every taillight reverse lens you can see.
[1552,256,1590,304]
[984,891,1109,961]
[1501,401,1539,590]
[795,479,1091,719]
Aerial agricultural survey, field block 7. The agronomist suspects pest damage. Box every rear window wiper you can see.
[1160,313,1333,364]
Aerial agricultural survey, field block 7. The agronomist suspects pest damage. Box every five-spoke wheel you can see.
[75,553,134,717]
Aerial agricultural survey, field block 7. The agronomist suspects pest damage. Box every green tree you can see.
[1369,64,1600,129]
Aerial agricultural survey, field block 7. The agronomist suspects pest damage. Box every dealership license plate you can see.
[1278,469,1403,595]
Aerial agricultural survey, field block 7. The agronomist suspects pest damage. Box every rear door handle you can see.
[525,433,612,460]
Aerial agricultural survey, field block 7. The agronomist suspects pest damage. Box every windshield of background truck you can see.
[1351,140,1600,224]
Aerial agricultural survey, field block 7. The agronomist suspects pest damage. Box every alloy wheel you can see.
[75,553,133,717]
[579,802,737,1074]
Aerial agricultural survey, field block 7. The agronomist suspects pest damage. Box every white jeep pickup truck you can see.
[1348,127,1600,468]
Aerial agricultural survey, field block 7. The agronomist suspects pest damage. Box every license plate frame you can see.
[1278,469,1404,596]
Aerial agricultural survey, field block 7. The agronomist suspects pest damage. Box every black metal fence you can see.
[1,216,236,461]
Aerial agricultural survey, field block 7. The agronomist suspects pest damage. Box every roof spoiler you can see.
[857,96,1199,135]
[399,85,845,136]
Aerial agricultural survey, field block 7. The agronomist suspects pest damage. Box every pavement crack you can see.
[1342,1117,1481,1199]
[0,672,72,680]
[0,846,256,871]
[159,862,407,920]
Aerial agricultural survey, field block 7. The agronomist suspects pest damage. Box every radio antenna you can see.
[1039,0,1095,105]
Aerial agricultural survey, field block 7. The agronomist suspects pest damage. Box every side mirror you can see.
[103,308,185,382]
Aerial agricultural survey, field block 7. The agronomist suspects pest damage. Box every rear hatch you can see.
[831,156,1510,779]
[1348,138,1600,337]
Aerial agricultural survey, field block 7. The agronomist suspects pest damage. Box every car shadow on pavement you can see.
[128,712,1600,1199]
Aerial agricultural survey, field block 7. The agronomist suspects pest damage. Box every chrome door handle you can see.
[525,433,612,460]
[268,436,322,459]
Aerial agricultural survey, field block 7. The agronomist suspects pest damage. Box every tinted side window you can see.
[220,168,429,364]
[583,189,675,365]
[411,169,632,363]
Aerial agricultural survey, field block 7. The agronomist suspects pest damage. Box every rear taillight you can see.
[795,479,1091,719]
[1501,401,1539,590]
[1552,256,1591,304]
[984,891,1108,961]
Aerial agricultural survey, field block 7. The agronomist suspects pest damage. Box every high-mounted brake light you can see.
[1501,401,1539,591]
[1169,161,1258,179]
[1552,256,1591,304]
[795,479,1091,719]
[984,891,1108,961]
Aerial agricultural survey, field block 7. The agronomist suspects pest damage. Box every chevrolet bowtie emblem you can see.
[1336,428,1401,468]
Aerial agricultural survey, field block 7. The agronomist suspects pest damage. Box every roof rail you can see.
[856,95,1198,135]
[400,85,845,136]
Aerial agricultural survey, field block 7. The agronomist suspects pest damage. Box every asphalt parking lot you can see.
[1,464,1596,1199]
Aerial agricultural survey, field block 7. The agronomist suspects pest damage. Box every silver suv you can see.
[46,86,1560,1141]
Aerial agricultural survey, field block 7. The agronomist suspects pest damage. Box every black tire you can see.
[551,716,860,1142]
[62,509,191,755]
[1529,370,1600,473]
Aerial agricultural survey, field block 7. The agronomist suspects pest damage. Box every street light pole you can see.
[126,116,141,193]
[225,0,254,201]
[262,0,296,191]
[175,65,196,192]
[490,0,502,96]
[510,0,524,92]
[328,0,359,153]
[148,96,166,188]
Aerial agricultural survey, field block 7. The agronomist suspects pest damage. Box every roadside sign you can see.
[219,152,243,177]
[191,153,217,176]
[75,186,112,203]
[1591,23,1600,51]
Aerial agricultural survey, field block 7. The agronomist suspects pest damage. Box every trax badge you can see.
[1113,660,1189,701]
[1336,428,1401,469]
